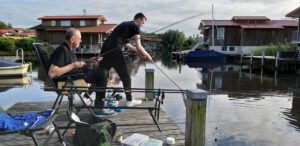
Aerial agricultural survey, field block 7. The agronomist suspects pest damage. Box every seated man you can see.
[48,28,117,118]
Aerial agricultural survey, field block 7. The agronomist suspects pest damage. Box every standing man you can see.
[49,28,117,117]
[96,12,152,112]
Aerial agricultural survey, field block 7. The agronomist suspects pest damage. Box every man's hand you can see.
[137,50,152,61]
[73,61,86,68]
[87,56,103,62]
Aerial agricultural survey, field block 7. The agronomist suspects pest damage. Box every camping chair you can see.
[0,109,65,146]
[32,43,93,112]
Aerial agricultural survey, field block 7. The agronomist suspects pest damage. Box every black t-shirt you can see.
[102,21,140,54]
[49,42,77,67]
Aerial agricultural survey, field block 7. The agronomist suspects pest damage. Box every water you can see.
[0,52,300,146]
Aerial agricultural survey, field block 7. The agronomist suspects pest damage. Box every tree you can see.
[7,23,12,28]
[0,21,6,29]
[183,36,195,50]
[0,21,13,28]
[160,30,185,52]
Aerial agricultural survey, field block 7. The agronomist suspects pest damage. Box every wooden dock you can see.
[0,101,185,146]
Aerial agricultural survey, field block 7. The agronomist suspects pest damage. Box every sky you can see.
[0,0,299,36]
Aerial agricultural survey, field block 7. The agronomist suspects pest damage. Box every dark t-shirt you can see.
[101,21,140,54]
[49,42,77,67]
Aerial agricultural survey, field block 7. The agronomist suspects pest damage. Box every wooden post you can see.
[261,51,265,67]
[275,51,280,70]
[250,53,254,66]
[185,89,208,146]
[240,52,243,64]
[145,68,155,100]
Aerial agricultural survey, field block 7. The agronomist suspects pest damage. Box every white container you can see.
[122,133,149,146]
[141,139,163,146]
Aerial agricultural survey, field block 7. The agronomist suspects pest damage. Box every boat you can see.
[184,50,228,62]
[0,48,31,77]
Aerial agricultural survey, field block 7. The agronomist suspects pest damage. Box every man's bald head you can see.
[65,28,81,49]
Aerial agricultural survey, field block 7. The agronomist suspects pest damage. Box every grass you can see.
[252,43,297,56]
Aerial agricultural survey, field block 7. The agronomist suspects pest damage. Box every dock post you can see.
[261,51,265,67]
[145,68,155,101]
[275,51,280,70]
[250,53,254,66]
[240,52,243,64]
[185,89,208,146]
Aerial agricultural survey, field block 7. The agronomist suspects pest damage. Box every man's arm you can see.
[133,34,152,61]
[48,61,85,78]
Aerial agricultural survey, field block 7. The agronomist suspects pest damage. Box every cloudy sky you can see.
[0,0,299,36]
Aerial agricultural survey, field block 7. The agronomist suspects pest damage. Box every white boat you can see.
[0,62,30,77]
[0,48,31,77]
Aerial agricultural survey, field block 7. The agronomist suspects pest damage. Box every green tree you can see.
[6,22,12,28]
[0,21,6,29]
[160,30,185,52]
[0,37,16,52]
[183,36,195,50]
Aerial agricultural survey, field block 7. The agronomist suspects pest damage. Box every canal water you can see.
[0,51,300,146]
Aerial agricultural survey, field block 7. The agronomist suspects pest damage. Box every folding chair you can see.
[0,109,65,146]
[32,43,93,111]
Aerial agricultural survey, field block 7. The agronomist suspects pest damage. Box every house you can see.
[141,35,162,50]
[199,16,298,55]
[0,28,25,36]
[31,15,117,53]
[286,7,300,45]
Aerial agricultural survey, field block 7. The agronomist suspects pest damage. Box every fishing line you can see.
[150,59,182,90]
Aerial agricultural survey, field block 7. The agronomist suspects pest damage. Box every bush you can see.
[0,37,16,53]
[252,43,297,56]
[15,38,37,52]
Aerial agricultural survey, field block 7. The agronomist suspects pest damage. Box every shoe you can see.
[92,109,117,118]
[82,97,93,106]
[126,99,142,107]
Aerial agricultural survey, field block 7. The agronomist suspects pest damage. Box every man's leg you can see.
[84,67,108,107]
[112,55,132,101]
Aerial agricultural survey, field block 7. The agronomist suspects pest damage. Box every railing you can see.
[291,31,300,43]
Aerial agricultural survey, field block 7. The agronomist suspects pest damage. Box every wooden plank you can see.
[1,101,185,146]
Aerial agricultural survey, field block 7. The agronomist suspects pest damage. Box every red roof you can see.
[200,19,298,29]
[31,24,117,33]
[0,28,24,34]
[201,20,240,26]
[78,24,117,33]
[38,15,107,21]
[286,7,300,17]
[232,16,270,21]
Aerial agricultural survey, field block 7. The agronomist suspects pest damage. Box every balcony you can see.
[291,31,300,44]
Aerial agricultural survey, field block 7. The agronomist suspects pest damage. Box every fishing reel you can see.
[154,89,165,122]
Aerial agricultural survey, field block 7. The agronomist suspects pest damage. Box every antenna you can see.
[83,9,86,15]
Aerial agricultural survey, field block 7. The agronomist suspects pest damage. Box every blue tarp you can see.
[0,109,54,131]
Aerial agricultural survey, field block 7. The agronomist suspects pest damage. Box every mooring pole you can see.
[185,89,208,146]
[145,68,155,100]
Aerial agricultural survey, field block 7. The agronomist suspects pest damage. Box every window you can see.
[61,20,71,26]
[222,46,227,51]
[80,20,86,26]
[217,27,225,40]
[50,20,56,26]
[229,46,235,51]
